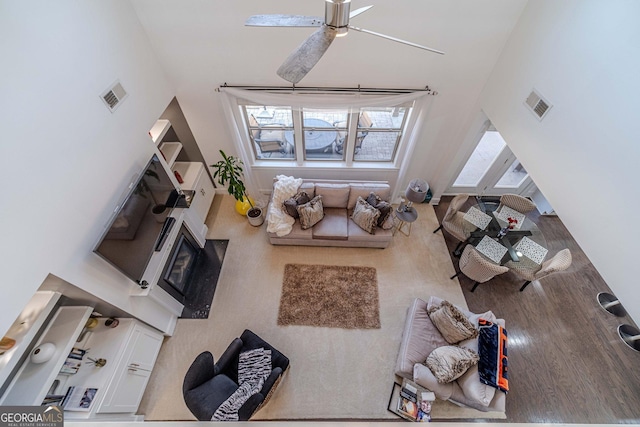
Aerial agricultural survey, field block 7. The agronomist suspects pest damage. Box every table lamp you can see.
[403,179,429,212]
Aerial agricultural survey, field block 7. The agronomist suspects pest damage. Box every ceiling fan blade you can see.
[245,14,323,27]
[349,5,373,19]
[348,25,445,55]
[277,26,337,84]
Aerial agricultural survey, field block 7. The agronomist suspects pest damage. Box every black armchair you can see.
[183,329,290,421]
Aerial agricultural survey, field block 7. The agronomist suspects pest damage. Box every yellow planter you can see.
[235,197,255,216]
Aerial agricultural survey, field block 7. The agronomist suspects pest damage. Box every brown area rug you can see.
[278,263,380,329]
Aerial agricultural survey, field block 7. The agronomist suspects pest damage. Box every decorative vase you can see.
[235,196,255,216]
[31,342,56,364]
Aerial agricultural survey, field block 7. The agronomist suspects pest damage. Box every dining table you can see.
[460,201,548,266]
[284,118,337,153]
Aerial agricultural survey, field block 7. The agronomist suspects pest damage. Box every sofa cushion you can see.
[366,192,392,227]
[297,196,324,230]
[428,300,479,344]
[347,184,391,209]
[395,298,449,379]
[299,182,315,198]
[348,222,393,242]
[351,197,380,234]
[283,191,311,219]
[456,365,496,408]
[425,346,479,384]
[315,184,350,208]
[312,208,348,240]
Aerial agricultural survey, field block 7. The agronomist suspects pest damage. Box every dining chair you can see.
[433,194,472,254]
[498,194,537,213]
[505,248,572,291]
[333,111,373,155]
[450,245,510,292]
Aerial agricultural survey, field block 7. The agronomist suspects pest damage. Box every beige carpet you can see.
[138,195,506,421]
[278,264,380,329]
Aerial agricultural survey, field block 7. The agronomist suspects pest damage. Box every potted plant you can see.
[210,150,264,226]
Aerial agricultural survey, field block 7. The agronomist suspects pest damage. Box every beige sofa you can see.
[395,296,506,413]
[267,179,393,248]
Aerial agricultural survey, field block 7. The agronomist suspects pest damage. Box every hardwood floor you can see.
[433,196,640,424]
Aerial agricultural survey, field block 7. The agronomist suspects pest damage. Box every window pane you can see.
[495,160,529,188]
[453,130,506,187]
[360,107,407,129]
[301,109,347,160]
[353,130,400,161]
[244,106,294,160]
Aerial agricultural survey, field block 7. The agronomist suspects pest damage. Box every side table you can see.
[394,207,418,237]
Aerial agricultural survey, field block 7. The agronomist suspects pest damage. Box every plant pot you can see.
[247,207,264,227]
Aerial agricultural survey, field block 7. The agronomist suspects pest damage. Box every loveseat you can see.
[395,296,506,413]
[267,178,393,248]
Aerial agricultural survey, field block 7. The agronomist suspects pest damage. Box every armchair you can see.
[433,194,473,255]
[183,329,290,421]
[249,115,290,158]
[498,194,536,214]
[451,245,509,292]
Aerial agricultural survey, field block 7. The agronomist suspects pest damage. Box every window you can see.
[240,102,413,164]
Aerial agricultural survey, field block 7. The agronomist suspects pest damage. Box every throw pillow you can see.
[282,191,311,218]
[351,196,380,234]
[425,346,479,384]
[366,192,392,227]
[428,300,478,344]
[297,196,324,230]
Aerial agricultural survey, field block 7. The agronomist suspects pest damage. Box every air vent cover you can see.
[525,89,551,120]
[100,81,128,112]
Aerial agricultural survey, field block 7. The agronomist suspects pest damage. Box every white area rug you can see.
[138,195,506,421]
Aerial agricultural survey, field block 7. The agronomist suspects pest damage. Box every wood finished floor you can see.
[433,196,640,424]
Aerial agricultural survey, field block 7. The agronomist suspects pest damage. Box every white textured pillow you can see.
[297,196,324,230]
[351,196,380,234]
[425,346,479,384]
[428,300,478,344]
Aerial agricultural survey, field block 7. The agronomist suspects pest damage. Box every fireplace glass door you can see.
[159,225,200,303]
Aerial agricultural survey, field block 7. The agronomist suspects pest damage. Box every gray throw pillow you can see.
[428,300,478,344]
[283,191,311,218]
[351,196,380,234]
[366,192,392,227]
[425,346,479,383]
[297,196,324,229]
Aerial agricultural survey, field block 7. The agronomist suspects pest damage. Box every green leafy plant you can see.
[210,150,253,209]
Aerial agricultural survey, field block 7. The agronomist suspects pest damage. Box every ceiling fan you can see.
[245,0,444,84]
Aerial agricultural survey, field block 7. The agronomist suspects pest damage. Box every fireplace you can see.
[158,225,200,303]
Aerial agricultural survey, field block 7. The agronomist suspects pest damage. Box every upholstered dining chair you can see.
[505,248,572,291]
[183,329,290,421]
[433,193,473,254]
[499,194,537,213]
[450,245,510,292]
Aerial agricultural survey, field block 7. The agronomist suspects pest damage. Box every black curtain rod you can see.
[217,83,438,95]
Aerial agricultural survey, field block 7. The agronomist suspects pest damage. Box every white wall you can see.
[480,0,640,322]
[0,1,176,335]
[131,0,528,195]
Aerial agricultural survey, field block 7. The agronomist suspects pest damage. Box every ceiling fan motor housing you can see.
[325,0,350,35]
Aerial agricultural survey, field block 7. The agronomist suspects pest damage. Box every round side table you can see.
[394,207,418,236]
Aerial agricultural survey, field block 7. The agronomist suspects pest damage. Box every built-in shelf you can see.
[159,142,183,167]
[172,161,202,191]
[149,119,171,145]
[0,291,62,391]
[0,306,93,406]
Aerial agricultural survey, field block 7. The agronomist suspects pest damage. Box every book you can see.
[67,347,87,360]
[62,386,98,412]
[416,391,435,422]
[397,393,418,420]
[59,358,82,374]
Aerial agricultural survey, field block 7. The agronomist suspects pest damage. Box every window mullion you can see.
[292,109,304,164]
[345,111,358,164]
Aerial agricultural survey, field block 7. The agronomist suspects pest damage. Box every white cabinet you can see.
[97,322,163,413]
[173,161,215,239]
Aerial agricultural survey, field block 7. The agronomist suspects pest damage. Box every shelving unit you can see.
[0,306,93,406]
[149,119,171,145]
[159,141,183,167]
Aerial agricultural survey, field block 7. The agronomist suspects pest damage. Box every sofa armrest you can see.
[413,363,453,401]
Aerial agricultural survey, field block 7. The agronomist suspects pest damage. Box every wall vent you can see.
[525,89,551,120]
[100,81,128,112]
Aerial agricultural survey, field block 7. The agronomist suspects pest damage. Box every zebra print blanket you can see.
[212,347,272,421]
